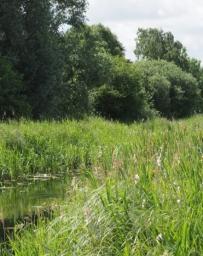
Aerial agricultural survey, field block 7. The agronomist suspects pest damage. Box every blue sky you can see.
[87,0,203,62]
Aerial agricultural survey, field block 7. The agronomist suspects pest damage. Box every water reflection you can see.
[0,174,69,242]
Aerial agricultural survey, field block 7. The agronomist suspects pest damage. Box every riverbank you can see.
[1,116,203,255]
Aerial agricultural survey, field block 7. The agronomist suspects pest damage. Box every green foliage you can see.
[91,24,125,57]
[90,84,125,120]
[63,25,114,88]
[188,59,203,110]
[90,57,154,121]
[134,28,189,71]
[134,60,201,118]
[148,75,171,116]
[134,28,203,105]
[0,0,87,119]
[91,58,200,121]
[52,0,87,26]
[56,25,119,118]
[54,78,89,119]
[0,57,30,119]
[0,116,202,255]
[0,0,24,60]
[19,0,60,118]
[0,1,203,122]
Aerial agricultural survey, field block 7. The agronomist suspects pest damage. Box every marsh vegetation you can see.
[1,1,203,255]
[0,116,202,255]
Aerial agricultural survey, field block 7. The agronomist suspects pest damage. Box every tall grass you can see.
[1,116,203,255]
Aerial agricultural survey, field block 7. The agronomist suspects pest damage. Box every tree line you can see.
[0,0,203,121]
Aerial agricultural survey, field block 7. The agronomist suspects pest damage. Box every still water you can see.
[0,174,69,243]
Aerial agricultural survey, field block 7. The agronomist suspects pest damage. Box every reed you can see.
[1,116,203,255]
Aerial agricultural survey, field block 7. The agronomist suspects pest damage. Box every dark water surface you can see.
[0,174,69,243]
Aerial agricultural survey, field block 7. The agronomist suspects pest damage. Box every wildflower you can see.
[156,146,163,168]
[134,174,140,184]
[156,233,164,243]
[142,199,146,208]
[71,177,78,190]
[156,154,162,168]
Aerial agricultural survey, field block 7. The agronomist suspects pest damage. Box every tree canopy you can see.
[0,0,87,118]
[134,28,189,70]
[0,1,203,121]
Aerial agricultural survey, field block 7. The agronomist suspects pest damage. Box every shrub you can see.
[134,60,201,118]
[90,57,155,122]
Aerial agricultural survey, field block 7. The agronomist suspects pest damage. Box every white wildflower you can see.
[71,177,78,190]
[134,174,140,184]
[156,233,164,243]
[142,199,146,208]
[156,154,162,167]
[156,147,163,168]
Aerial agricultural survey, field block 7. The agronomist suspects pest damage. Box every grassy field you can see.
[1,116,203,255]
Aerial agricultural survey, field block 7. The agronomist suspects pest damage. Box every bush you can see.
[90,84,125,120]
[90,57,155,122]
[148,75,171,116]
[134,60,201,118]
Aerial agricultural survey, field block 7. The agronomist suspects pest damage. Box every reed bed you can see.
[1,116,203,255]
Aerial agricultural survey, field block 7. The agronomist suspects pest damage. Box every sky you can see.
[87,0,203,62]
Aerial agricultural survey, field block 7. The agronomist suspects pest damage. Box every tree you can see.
[56,25,121,118]
[90,57,154,121]
[91,24,124,57]
[63,24,123,87]
[134,28,189,71]
[134,28,203,111]
[0,57,30,119]
[134,60,201,118]
[0,0,87,119]
[64,25,113,88]
[52,0,87,26]
[21,0,87,118]
[0,0,25,64]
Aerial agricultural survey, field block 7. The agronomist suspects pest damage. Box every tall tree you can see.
[91,24,124,57]
[0,57,30,119]
[0,0,24,62]
[134,28,203,111]
[19,0,60,117]
[63,24,124,86]
[0,0,87,118]
[134,28,189,71]
[55,25,115,118]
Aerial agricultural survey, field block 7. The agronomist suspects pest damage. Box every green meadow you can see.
[0,116,203,255]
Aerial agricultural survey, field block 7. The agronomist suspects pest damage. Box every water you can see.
[0,174,69,243]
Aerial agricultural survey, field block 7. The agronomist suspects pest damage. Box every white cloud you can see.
[87,0,203,62]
